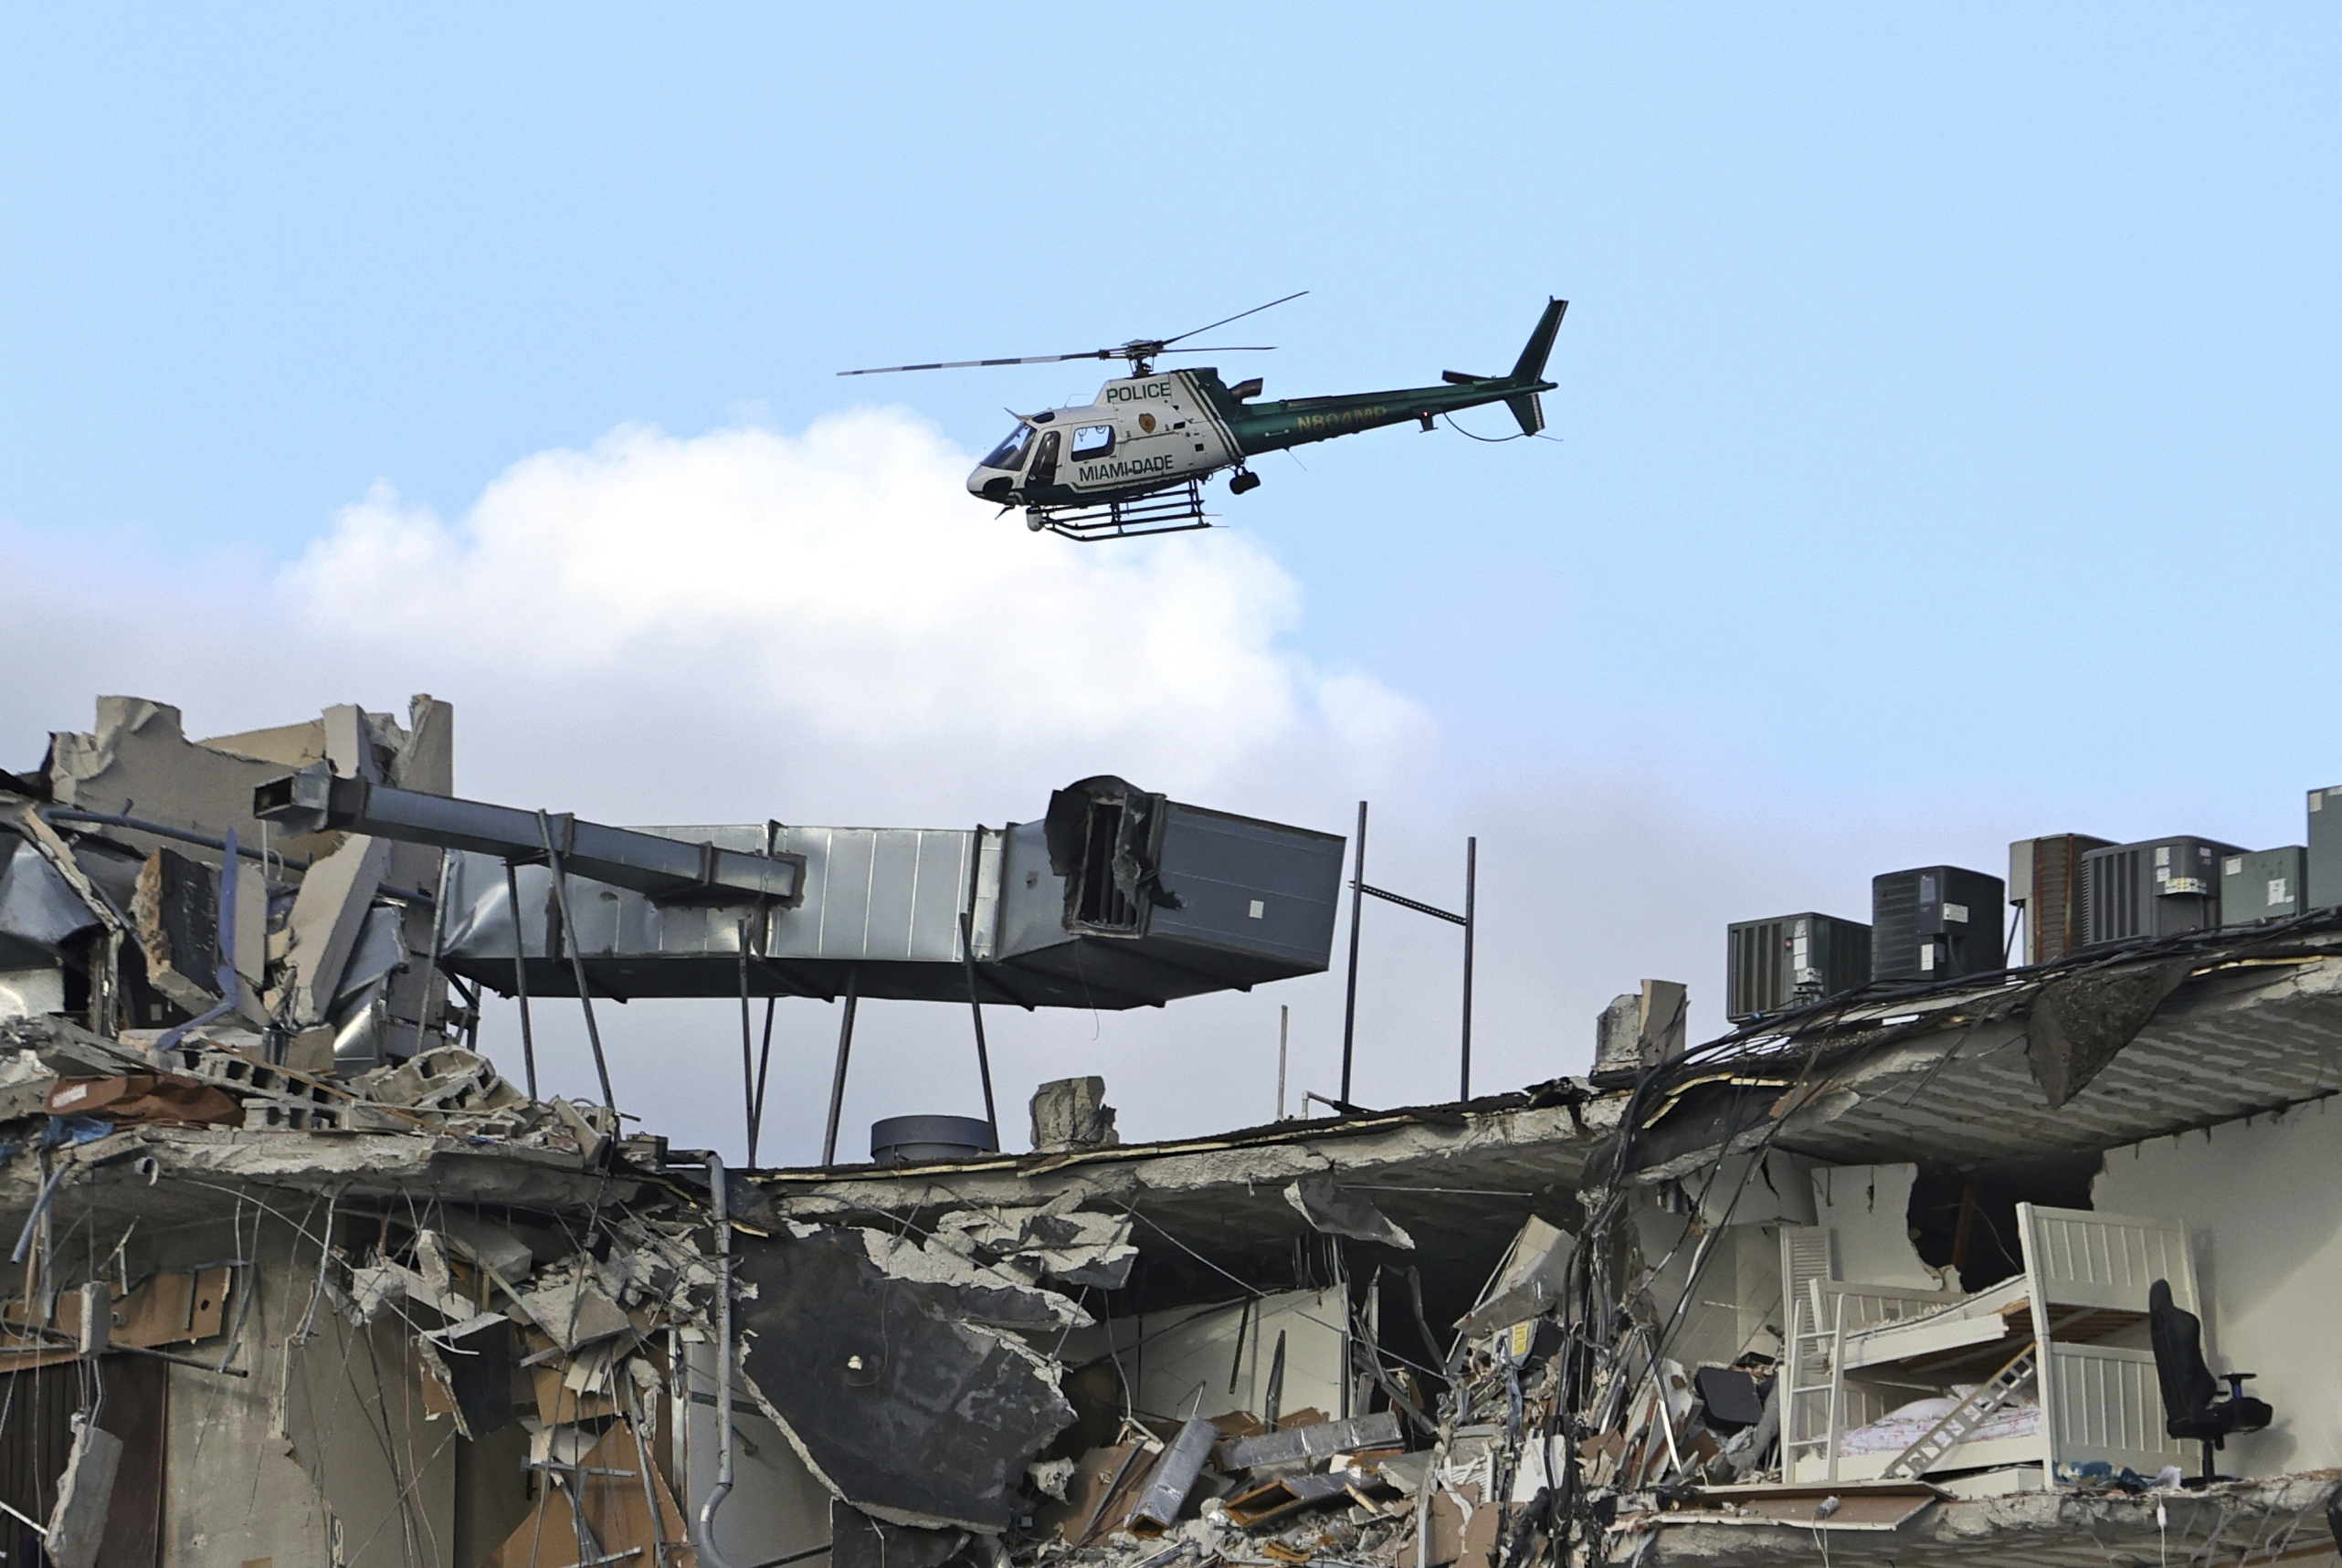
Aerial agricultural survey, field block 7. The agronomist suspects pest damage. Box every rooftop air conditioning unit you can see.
[1725,912,1871,1023]
[2009,835,2112,966]
[2220,847,2305,926]
[2079,837,2242,947]
[2311,787,2342,911]
[1873,866,2005,984]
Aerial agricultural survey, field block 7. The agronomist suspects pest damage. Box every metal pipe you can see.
[1277,1005,1289,1121]
[1461,836,1476,1100]
[1340,801,1367,1104]
[538,810,617,1110]
[820,971,860,1166]
[748,997,775,1168]
[40,808,311,870]
[738,931,756,1164]
[505,862,539,1100]
[960,912,998,1148]
[668,1150,741,1568]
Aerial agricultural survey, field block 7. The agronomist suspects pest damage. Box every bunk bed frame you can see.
[1782,1204,2192,1485]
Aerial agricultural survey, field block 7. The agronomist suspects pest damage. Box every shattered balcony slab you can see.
[1632,1470,2342,1566]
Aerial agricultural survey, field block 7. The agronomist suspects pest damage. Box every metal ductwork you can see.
[258,772,1345,1011]
[255,764,806,905]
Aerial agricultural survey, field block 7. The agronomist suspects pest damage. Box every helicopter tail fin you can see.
[1504,389,1546,438]
[1508,297,1568,386]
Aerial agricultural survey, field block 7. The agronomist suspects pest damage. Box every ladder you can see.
[1780,1285,1847,1481]
[1880,1342,2039,1479]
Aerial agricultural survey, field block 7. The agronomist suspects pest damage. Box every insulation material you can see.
[0,837,97,958]
[1283,1175,1415,1248]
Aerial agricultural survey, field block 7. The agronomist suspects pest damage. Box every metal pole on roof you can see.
[1340,801,1367,1104]
[1461,837,1476,1101]
[1277,1005,1289,1121]
[737,928,757,1165]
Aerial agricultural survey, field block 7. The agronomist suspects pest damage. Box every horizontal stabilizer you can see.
[1442,370,1494,385]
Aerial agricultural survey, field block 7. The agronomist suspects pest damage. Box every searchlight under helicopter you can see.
[840,292,1566,542]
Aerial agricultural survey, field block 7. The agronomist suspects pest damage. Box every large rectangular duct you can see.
[266,773,1345,1009]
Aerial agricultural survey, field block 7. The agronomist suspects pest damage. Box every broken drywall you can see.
[1809,1161,1945,1292]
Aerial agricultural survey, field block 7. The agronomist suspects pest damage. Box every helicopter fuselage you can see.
[965,364,1555,510]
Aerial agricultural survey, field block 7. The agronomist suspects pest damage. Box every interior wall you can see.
[2094,1099,2342,1477]
[1809,1162,1946,1291]
[682,1338,835,1567]
[162,1246,339,1567]
[266,1221,459,1568]
[1633,1205,1787,1373]
[1058,1287,1348,1428]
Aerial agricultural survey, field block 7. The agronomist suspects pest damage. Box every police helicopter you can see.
[840,292,1566,541]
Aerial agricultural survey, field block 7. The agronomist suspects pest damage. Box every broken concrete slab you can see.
[1596,978,1688,1074]
[42,1417,124,1568]
[733,1226,1075,1532]
[1031,1075,1120,1152]
[275,833,393,1029]
[515,1271,634,1351]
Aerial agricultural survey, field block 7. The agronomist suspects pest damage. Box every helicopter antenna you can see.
[837,290,1307,378]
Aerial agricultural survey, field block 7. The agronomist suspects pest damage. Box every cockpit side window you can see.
[1071,424,1115,459]
[981,425,1036,471]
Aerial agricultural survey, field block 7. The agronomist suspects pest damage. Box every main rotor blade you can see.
[1161,290,1308,347]
[1155,345,1278,355]
[837,351,1112,376]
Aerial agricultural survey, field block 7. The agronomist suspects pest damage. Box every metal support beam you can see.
[539,809,617,1110]
[255,765,805,906]
[821,971,860,1166]
[505,862,538,1100]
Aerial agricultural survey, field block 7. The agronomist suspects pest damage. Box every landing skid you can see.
[1027,481,1214,542]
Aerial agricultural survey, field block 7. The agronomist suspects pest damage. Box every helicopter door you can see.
[1027,428,1060,489]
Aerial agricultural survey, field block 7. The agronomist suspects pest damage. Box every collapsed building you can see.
[3,694,2342,1567]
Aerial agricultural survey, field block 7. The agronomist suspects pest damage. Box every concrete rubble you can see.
[4,691,2342,1568]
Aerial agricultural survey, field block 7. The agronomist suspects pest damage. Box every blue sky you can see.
[5,7,2338,1158]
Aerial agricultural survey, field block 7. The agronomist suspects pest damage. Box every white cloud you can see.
[282,409,1429,809]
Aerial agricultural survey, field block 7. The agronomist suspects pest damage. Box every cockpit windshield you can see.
[979,425,1036,471]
